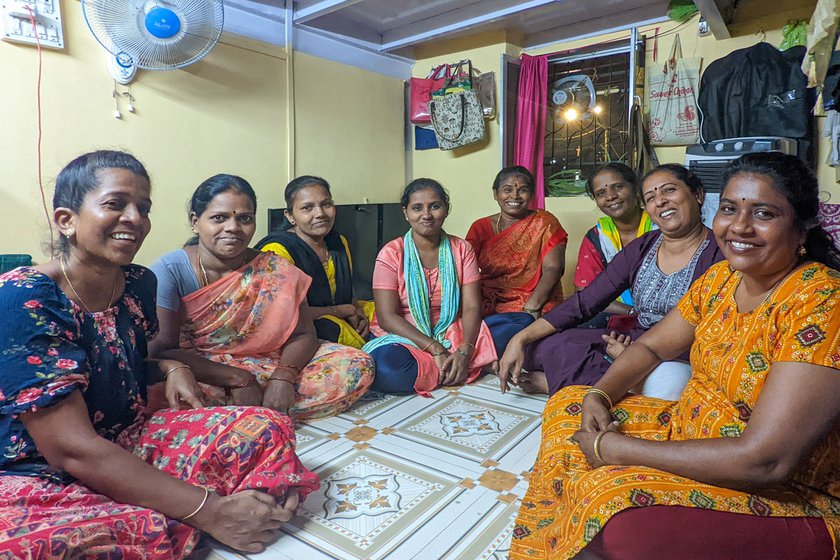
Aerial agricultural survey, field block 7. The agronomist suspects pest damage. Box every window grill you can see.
[545,51,631,197]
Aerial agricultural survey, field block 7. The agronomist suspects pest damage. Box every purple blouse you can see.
[543,229,724,332]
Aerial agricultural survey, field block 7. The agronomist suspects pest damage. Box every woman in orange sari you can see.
[150,174,373,420]
[510,153,840,560]
[466,166,567,353]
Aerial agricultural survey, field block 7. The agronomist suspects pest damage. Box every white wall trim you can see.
[223,5,413,79]
[524,15,670,51]
[294,0,366,24]
[380,0,557,52]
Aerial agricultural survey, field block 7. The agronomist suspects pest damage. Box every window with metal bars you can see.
[544,51,632,197]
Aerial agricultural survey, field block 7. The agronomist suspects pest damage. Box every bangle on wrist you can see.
[421,339,435,352]
[180,487,210,521]
[523,306,541,314]
[164,364,191,380]
[586,387,614,409]
[269,365,300,385]
[593,431,608,464]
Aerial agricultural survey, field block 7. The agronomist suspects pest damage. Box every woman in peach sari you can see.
[150,174,373,419]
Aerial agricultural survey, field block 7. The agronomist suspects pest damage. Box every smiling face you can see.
[713,172,803,278]
[58,168,152,266]
[191,189,256,261]
[403,187,449,238]
[591,170,638,220]
[642,171,704,236]
[494,173,534,219]
[286,184,336,240]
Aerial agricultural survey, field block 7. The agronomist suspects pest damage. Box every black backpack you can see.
[698,42,815,163]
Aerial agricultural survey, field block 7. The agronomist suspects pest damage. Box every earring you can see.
[798,246,807,257]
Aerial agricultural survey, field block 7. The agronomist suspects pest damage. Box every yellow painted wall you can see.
[293,52,406,204]
[411,1,830,294]
[0,3,405,266]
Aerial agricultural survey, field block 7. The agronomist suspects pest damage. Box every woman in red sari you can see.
[466,166,567,353]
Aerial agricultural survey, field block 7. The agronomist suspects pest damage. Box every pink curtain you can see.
[514,53,549,209]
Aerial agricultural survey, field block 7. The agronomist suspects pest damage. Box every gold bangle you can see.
[421,339,435,352]
[586,388,613,409]
[181,487,210,521]
[593,431,608,464]
[164,364,191,380]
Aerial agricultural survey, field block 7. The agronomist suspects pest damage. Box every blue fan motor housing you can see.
[145,6,181,39]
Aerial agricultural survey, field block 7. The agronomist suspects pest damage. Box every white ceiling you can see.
[223,0,672,77]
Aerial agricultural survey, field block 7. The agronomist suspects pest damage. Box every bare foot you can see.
[516,370,549,394]
[602,331,632,360]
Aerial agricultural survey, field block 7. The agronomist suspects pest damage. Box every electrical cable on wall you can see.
[24,5,54,256]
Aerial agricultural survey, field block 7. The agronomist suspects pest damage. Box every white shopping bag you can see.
[647,35,702,146]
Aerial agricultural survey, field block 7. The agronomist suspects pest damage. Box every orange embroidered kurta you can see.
[511,262,840,559]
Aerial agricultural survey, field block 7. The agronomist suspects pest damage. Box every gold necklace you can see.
[759,273,788,306]
[197,251,210,287]
[198,250,249,286]
[60,258,117,314]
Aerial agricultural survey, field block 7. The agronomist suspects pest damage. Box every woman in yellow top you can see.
[256,176,373,348]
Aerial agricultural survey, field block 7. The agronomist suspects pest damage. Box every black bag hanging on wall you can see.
[698,43,815,163]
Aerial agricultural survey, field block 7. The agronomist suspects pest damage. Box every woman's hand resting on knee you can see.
[191,489,300,553]
[581,392,614,432]
[262,379,296,415]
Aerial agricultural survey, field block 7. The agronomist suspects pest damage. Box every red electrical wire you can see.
[25,5,54,256]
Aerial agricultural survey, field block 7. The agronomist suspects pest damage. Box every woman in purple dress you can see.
[498,164,725,397]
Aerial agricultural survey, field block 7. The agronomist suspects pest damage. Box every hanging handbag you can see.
[429,89,486,150]
[410,62,471,124]
[432,60,473,99]
[414,125,439,150]
[472,68,496,118]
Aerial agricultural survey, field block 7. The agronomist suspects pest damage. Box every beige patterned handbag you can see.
[429,90,486,150]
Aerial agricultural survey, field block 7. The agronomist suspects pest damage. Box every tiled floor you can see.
[208,375,547,560]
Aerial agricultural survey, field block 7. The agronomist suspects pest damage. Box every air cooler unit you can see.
[684,137,797,226]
